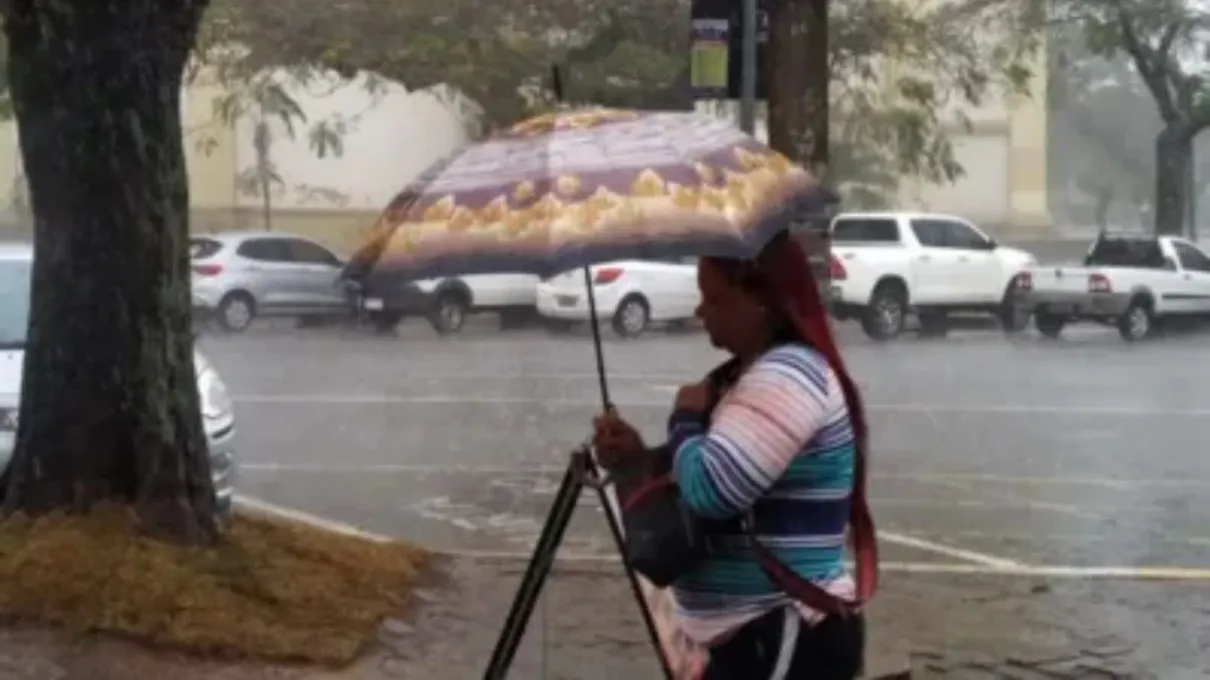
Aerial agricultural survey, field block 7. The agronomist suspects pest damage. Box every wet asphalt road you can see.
[199,318,1210,573]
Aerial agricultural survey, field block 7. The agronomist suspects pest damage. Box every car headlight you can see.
[198,369,233,419]
[0,407,17,431]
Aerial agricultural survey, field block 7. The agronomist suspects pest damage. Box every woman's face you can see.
[695,259,767,354]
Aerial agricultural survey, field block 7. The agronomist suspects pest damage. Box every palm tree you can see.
[218,76,307,230]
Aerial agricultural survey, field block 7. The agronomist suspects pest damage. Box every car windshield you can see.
[0,258,30,350]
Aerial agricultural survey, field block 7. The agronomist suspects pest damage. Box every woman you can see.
[593,232,876,679]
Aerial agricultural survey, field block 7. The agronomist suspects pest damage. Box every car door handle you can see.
[918,255,931,262]
[1184,274,1192,280]
[957,256,969,263]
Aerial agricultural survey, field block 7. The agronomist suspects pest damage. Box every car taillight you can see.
[828,255,846,281]
[1017,272,1032,291]
[1088,273,1111,293]
[192,263,223,276]
[593,266,624,284]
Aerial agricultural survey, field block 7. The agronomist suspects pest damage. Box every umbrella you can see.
[344,107,836,406]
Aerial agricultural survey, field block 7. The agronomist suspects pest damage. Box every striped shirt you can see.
[667,343,856,645]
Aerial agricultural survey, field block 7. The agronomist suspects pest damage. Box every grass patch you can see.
[0,504,431,665]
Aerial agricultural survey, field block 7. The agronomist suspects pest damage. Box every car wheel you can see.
[369,311,403,334]
[430,293,468,335]
[1035,311,1066,339]
[1118,298,1154,342]
[612,295,650,338]
[861,284,906,341]
[917,311,949,338]
[217,292,256,333]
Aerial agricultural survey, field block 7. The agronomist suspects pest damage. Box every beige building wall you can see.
[893,16,1051,235]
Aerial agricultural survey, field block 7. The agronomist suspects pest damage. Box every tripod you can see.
[482,445,674,679]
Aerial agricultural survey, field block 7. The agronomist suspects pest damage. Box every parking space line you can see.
[233,392,1210,417]
[880,471,1210,490]
[233,494,392,543]
[238,462,570,474]
[878,530,1025,568]
[237,463,1210,490]
[234,494,1210,580]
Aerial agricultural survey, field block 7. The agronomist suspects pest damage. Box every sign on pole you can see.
[689,0,770,101]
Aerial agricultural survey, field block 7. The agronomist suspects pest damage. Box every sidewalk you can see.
[2,555,1203,679]
[355,556,1195,679]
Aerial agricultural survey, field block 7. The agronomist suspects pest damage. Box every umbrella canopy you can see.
[344,108,835,286]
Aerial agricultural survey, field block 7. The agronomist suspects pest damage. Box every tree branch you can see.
[1157,19,1181,57]
[1114,4,1179,122]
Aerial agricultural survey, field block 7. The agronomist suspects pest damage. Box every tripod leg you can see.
[483,457,584,679]
[583,454,676,680]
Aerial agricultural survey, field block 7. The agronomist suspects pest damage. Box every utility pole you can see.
[738,0,758,134]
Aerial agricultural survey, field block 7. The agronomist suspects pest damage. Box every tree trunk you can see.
[767,0,829,174]
[2,0,218,544]
[1154,125,1192,236]
[261,177,273,230]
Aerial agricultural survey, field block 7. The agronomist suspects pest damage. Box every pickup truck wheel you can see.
[999,305,1032,333]
[998,277,1032,333]
[430,293,469,335]
[917,312,949,338]
[1035,312,1066,339]
[1118,300,1154,342]
[861,285,907,341]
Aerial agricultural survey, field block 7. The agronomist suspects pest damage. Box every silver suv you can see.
[191,231,352,332]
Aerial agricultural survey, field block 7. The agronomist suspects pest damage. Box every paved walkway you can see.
[349,556,1198,679]
[2,555,1201,678]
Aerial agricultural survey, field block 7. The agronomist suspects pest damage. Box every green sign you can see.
[690,19,730,98]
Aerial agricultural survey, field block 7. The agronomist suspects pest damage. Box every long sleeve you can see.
[669,345,837,519]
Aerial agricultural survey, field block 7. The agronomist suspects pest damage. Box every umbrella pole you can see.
[581,265,612,408]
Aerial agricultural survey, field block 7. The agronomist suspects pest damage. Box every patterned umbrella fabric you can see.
[344,108,835,286]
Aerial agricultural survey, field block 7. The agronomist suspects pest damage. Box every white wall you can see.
[900,133,1010,225]
[232,71,475,211]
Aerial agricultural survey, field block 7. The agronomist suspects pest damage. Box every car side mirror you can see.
[983,238,998,250]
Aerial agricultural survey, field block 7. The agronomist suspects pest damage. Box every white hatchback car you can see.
[0,244,237,515]
[536,258,700,337]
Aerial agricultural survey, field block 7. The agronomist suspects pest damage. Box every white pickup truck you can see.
[827,212,1038,340]
[1019,233,1210,341]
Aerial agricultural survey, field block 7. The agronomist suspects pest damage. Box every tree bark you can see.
[1153,125,1192,235]
[1,0,218,543]
[767,0,829,174]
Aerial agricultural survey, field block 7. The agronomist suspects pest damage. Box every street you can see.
[203,319,1210,575]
